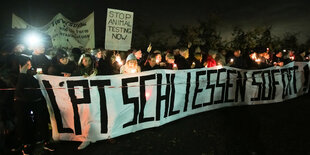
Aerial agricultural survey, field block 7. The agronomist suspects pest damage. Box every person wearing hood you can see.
[73,54,97,77]
[120,53,141,74]
[48,49,76,77]
[30,44,51,75]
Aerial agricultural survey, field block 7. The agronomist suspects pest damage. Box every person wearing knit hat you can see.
[48,49,76,77]
[120,53,141,74]
[126,53,137,62]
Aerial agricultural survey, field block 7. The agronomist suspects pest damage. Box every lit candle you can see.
[116,56,123,65]
[131,69,137,73]
[36,68,42,74]
[230,58,234,63]
[255,58,261,63]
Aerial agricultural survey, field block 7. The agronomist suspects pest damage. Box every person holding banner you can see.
[120,53,141,74]
[175,47,191,69]
[73,54,97,77]
[142,53,162,71]
[14,56,55,155]
[164,52,178,70]
[272,51,284,67]
[30,43,52,75]
[48,49,76,77]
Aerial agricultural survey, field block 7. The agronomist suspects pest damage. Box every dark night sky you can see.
[1,0,310,44]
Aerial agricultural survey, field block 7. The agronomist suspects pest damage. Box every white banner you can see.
[12,12,95,50]
[105,8,134,51]
[36,62,310,142]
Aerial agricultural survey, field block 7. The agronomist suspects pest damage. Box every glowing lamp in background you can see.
[23,31,43,49]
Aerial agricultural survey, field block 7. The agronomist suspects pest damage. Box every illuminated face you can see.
[134,50,142,59]
[127,60,137,68]
[276,52,282,58]
[59,57,69,65]
[26,61,32,70]
[33,44,45,55]
[194,55,202,61]
[82,57,92,67]
[155,54,162,63]
[167,58,175,64]
[149,58,157,66]
[180,50,189,59]
[263,53,270,59]
[14,44,25,53]
[96,51,102,59]
[234,50,241,57]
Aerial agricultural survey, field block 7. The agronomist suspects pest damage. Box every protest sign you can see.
[105,8,134,51]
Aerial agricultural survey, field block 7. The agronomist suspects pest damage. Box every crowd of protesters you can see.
[1,38,310,155]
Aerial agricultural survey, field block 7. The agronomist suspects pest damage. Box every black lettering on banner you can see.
[225,70,236,103]
[168,74,179,116]
[251,71,262,101]
[203,70,217,106]
[42,80,74,133]
[261,70,272,100]
[235,71,247,102]
[90,80,111,134]
[139,74,156,123]
[192,71,206,109]
[303,65,310,92]
[67,80,91,135]
[156,74,170,121]
[281,68,291,98]
[271,69,280,99]
[214,68,227,104]
[122,77,139,128]
[183,72,191,112]
[290,66,298,94]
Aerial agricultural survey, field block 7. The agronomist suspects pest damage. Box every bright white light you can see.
[24,32,42,48]
[116,56,123,65]
[131,69,137,73]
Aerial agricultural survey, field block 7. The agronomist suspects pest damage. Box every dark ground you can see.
[6,93,310,155]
